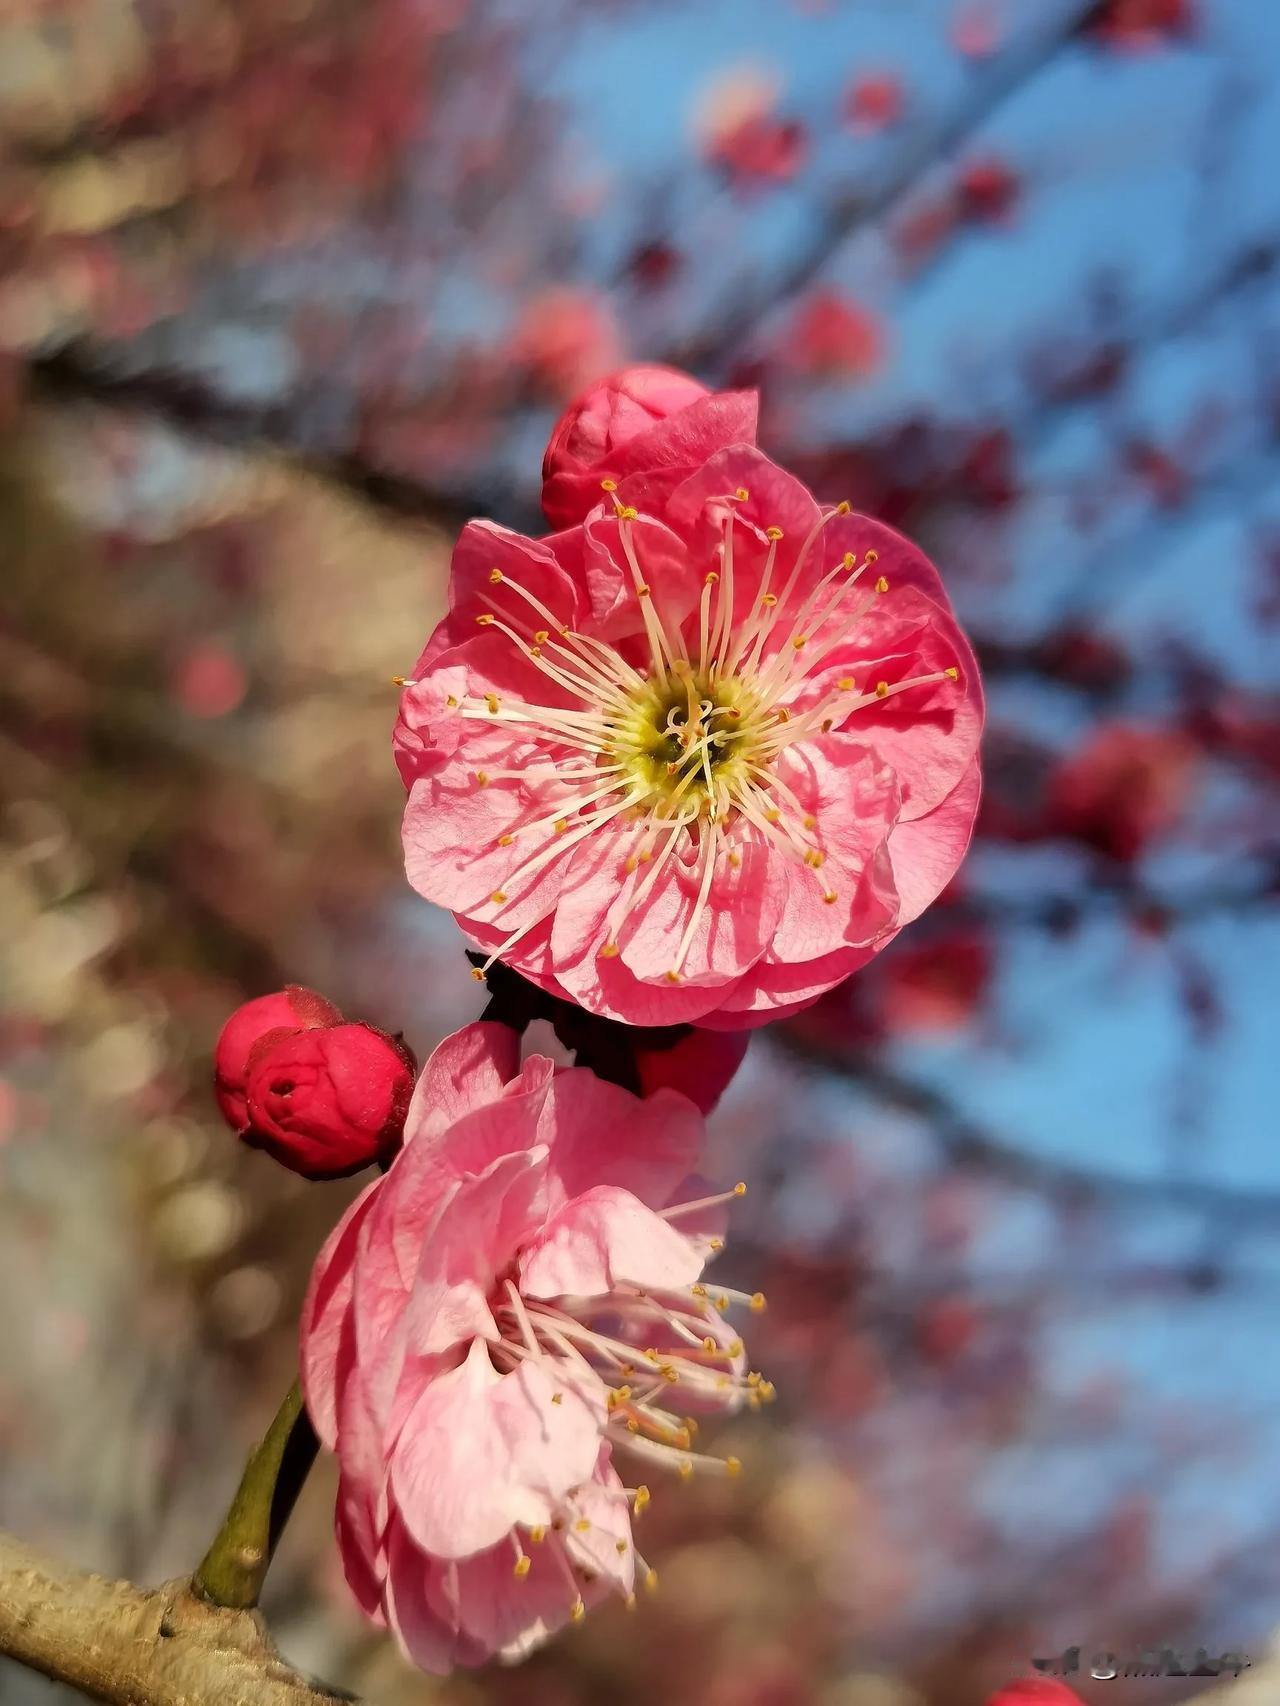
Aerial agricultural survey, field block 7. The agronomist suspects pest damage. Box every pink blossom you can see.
[843,72,906,134]
[396,410,982,1028]
[300,1022,765,1671]
[542,365,755,531]
[984,1683,1085,1706]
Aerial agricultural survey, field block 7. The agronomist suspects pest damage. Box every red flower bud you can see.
[243,1023,416,1180]
[540,364,758,529]
[214,986,341,1131]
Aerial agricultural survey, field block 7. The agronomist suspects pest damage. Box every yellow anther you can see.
[691,1283,707,1298]
[727,1339,743,1357]
[661,1365,680,1384]
[665,969,681,983]
[804,849,824,868]
[476,612,495,625]
[600,940,620,958]
[776,706,791,722]
[683,1416,700,1437]
[876,575,889,594]
[446,694,459,707]
[513,1554,531,1577]
[528,1526,546,1544]
[530,645,542,658]
[471,967,486,982]
[727,849,742,868]
[702,1335,717,1352]
[746,1370,761,1387]
[617,504,639,520]
[765,525,784,541]
[498,835,515,849]
[633,1485,650,1514]
[636,582,651,596]
[678,1460,693,1480]
[475,770,490,786]
[837,676,855,691]
[945,665,960,680]
[764,806,781,824]
[533,628,550,643]
[574,1518,591,1533]
[485,693,499,713]
[570,1597,586,1622]
[823,890,838,905]
[600,478,618,492]
[550,1392,562,1405]
[842,552,856,569]
[554,817,569,833]
[624,855,638,874]
[865,548,879,562]
[803,813,817,829]
[733,1180,747,1196]
[645,1568,660,1593]
[835,500,851,515]
[616,1537,628,1553]
[734,487,749,501]
[708,1236,724,1252]
[873,679,891,700]
[725,1455,742,1477]
[704,570,719,584]
[792,635,808,650]
[391,675,407,687]
[714,1295,730,1314]
[488,567,504,584]
[750,1292,767,1311]
[490,890,508,904]
[626,1418,640,1433]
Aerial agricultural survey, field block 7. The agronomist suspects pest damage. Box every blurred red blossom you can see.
[843,72,906,134]
[1089,0,1195,50]
[781,290,886,380]
[957,157,1021,226]
[1046,723,1200,861]
[511,288,623,401]
[697,69,808,189]
[951,3,1004,60]
[985,1681,1085,1706]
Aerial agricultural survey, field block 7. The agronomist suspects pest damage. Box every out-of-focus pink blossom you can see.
[950,3,1003,60]
[242,1022,416,1179]
[511,288,623,401]
[781,291,886,381]
[171,643,248,718]
[843,72,905,134]
[696,69,807,189]
[300,1022,763,1672]
[984,1682,1086,1706]
[542,365,756,530]
[879,929,992,1034]
[957,157,1021,225]
[396,399,983,1028]
[1046,723,1199,861]
[1090,0,1194,50]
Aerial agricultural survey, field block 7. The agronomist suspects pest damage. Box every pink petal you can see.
[438,521,587,656]
[390,1339,605,1558]
[561,1452,635,1595]
[401,1149,548,1358]
[519,1184,704,1298]
[403,1021,520,1146]
[299,1177,381,1448]
[890,755,982,924]
[538,1068,704,1211]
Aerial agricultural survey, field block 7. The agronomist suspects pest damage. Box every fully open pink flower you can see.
[396,412,982,1028]
[301,1022,765,1672]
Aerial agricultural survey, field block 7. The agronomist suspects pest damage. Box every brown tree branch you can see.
[0,1529,351,1706]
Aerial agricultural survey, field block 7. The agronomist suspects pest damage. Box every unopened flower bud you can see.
[214,986,341,1131]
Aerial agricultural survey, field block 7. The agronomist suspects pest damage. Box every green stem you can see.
[192,1378,319,1610]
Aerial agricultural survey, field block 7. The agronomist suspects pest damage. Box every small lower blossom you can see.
[300,1023,769,1672]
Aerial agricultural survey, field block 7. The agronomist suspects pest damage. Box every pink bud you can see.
[214,986,342,1132]
[540,365,757,529]
[243,1023,416,1180]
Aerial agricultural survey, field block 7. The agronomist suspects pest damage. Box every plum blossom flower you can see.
[396,393,982,1028]
[300,1023,767,1671]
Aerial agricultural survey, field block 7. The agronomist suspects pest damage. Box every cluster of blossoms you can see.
[214,365,982,1673]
